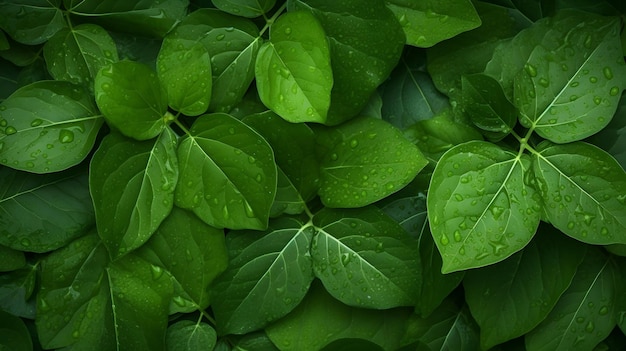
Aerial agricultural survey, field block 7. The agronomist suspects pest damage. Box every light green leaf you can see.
[385,0,481,47]
[166,320,217,351]
[212,0,276,18]
[531,141,626,244]
[138,207,228,312]
[289,0,405,125]
[0,309,32,351]
[428,141,542,273]
[0,0,65,45]
[0,81,103,173]
[90,129,178,259]
[157,37,211,116]
[317,116,427,208]
[464,225,587,349]
[312,206,420,308]
[266,281,413,351]
[175,113,276,230]
[525,248,619,351]
[0,265,37,319]
[43,24,118,90]
[95,60,169,141]
[255,10,332,123]
[211,216,314,335]
[0,166,94,253]
[514,14,626,143]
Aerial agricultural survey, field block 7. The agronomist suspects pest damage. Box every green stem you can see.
[174,118,192,136]
[259,2,288,37]
[201,308,217,325]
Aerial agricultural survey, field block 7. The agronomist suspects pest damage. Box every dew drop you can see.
[603,67,613,80]
[585,321,594,333]
[610,86,620,96]
[280,68,291,79]
[101,83,111,91]
[244,202,255,218]
[216,34,225,41]
[150,264,163,280]
[440,234,449,245]
[490,206,505,220]
[72,330,80,338]
[350,139,358,148]
[599,306,609,315]
[330,153,338,161]
[5,126,16,135]
[59,129,75,143]
[601,227,609,236]
[222,205,230,219]
[524,63,538,77]
[538,78,549,87]
[453,230,462,242]
[454,193,463,202]
[593,96,602,105]
[20,238,31,247]
[173,296,186,307]
[284,27,292,35]
[475,252,489,260]
[30,119,43,127]
[255,173,263,182]
[569,95,578,101]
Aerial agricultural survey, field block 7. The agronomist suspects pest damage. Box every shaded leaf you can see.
[0,0,65,45]
[0,245,25,272]
[0,309,32,351]
[212,0,276,18]
[166,320,217,351]
[0,264,37,319]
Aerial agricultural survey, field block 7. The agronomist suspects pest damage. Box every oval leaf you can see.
[0,309,32,351]
[175,113,276,230]
[0,81,103,173]
[90,129,178,259]
[428,141,542,273]
[212,0,276,18]
[255,10,332,123]
[95,60,169,141]
[0,1,65,45]
[166,320,217,351]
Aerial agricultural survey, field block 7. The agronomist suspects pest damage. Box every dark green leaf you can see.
[166,320,217,351]
[0,167,94,253]
[525,248,620,350]
[157,37,211,116]
[232,332,280,351]
[0,81,102,173]
[139,207,228,312]
[289,0,405,125]
[428,141,542,273]
[0,244,25,272]
[531,141,626,244]
[0,41,41,67]
[490,0,554,22]
[312,206,420,308]
[212,0,276,18]
[175,113,276,230]
[0,0,65,45]
[90,130,178,259]
[317,116,427,208]
[255,10,332,123]
[464,225,587,349]
[0,30,9,50]
[385,0,481,47]
[0,265,37,319]
[211,216,314,334]
[0,309,32,351]
[95,61,169,141]
[43,24,119,90]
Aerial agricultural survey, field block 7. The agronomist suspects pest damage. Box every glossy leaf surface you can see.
[212,0,276,18]
[0,0,65,45]
[166,320,217,351]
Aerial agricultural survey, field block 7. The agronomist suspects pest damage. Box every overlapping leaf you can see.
[0,309,32,351]
[0,264,37,319]
[212,0,276,18]
[0,0,65,45]
[166,320,217,351]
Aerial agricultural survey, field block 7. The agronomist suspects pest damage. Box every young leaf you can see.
[514,14,626,143]
[138,207,228,312]
[463,225,587,349]
[157,37,211,116]
[525,247,620,350]
[0,81,103,173]
[289,0,405,125]
[166,320,217,351]
[211,216,315,335]
[0,265,37,319]
[255,10,332,123]
[95,60,169,141]
[0,0,65,45]
[90,129,178,259]
[531,141,626,244]
[175,113,276,230]
[0,166,94,253]
[317,116,427,208]
[385,0,481,47]
[212,0,276,18]
[265,281,413,351]
[43,24,119,90]
[0,309,32,351]
[428,141,542,273]
[311,206,420,309]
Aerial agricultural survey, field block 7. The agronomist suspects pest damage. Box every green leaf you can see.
[138,207,228,312]
[231,332,280,350]
[514,14,626,143]
[95,60,169,141]
[0,167,94,253]
[0,309,32,351]
[0,245,25,272]
[385,0,481,47]
[461,73,517,141]
[43,24,119,90]
[317,116,427,208]
[266,281,413,351]
[157,37,211,116]
[0,265,37,319]
[90,129,178,259]
[463,225,587,349]
[531,141,626,244]
[175,113,276,230]
[0,81,103,173]
[428,141,542,273]
[0,0,65,45]
[289,0,405,125]
[311,206,420,308]
[525,247,620,350]
[166,320,217,351]
[212,0,276,18]
[211,216,314,335]
[255,10,332,123]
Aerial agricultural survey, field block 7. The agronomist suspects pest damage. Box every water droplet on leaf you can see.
[59,129,74,143]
